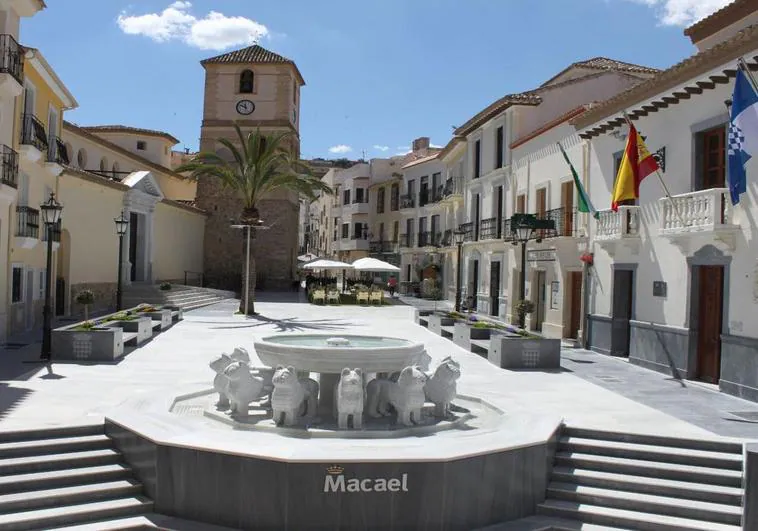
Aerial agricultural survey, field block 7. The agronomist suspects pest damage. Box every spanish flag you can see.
[611,123,660,211]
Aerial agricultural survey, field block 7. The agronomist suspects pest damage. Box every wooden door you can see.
[536,188,547,238]
[611,270,634,356]
[517,194,525,214]
[490,261,500,317]
[701,127,726,190]
[696,265,724,383]
[568,271,583,339]
[535,271,546,332]
[561,181,574,237]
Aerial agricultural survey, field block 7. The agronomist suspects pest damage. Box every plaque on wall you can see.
[653,281,667,298]
[527,249,556,262]
[550,281,560,310]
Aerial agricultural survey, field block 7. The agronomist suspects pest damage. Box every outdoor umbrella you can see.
[351,257,400,272]
[298,252,319,263]
[302,259,353,270]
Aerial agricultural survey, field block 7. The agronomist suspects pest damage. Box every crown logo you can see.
[326,465,344,475]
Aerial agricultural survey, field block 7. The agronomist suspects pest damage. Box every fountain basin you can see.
[254,334,427,374]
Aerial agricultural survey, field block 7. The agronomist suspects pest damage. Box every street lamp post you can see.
[509,214,553,330]
[453,229,466,312]
[39,192,63,362]
[114,211,129,310]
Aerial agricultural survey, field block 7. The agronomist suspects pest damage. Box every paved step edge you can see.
[0,464,134,494]
[562,426,743,455]
[0,435,112,458]
[0,425,103,444]
[0,480,142,513]
[0,497,153,531]
[0,450,122,475]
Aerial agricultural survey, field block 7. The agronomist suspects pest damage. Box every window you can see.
[239,70,254,93]
[353,222,363,239]
[392,221,399,242]
[341,223,349,239]
[100,157,108,173]
[377,187,385,214]
[77,148,87,168]
[517,194,526,214]
[390,183,399,211]
[293,79,297,104]
[699,126,726,190]
[11,266,22,303]
[474,139,481,178]
[343,189,350,205]
[136,140,146,151]
[354,188,365,203]
[496,126,504,168]
[259,136,267,155]
[112,161,120,179]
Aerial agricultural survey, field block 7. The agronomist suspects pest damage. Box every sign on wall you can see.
[527,249,556,262]
[653,281,667,298]
[550,281,560,310]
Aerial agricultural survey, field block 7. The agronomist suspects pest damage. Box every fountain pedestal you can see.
[317,372,340,417]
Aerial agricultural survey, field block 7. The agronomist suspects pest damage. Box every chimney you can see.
[412,137,430,152]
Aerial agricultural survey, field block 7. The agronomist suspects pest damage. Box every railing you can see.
[41,219,61,242]
[419,190,429,207]
[47,136,70,165]
[479,217,498,240]
[370,240,395,253]
[417,231,431,247]
[20,114,48,153]
[390,193,399,211]
[502,219,514,242]
[659,188,736,234]
[443,176,464,197]
[351,197,368,204]
[399,233,414,248]
[16,206,39,238]
[0,144,18,188]
[458,222,474,242]
[184,270,205,287]
[0,34,23,85]
[351,232,369,240]
[400,194,415,209]
[431,185,444,203]
[442,229,452,246]
[430,231,443,247]
[596,206,641,240]
[545,207,580,237]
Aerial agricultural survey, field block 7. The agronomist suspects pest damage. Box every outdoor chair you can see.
[312,289,326,304]
[369,291,383,305]
[327,290,340,304]
[357,290,370,305]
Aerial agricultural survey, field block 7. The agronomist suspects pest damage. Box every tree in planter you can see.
[176,124,331,315]
[515,299,535,330]
[75,289,95,323]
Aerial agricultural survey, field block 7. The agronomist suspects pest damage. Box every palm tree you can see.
[177,124,331,315]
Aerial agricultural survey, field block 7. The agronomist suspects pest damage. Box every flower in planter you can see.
[580,252,594,265]
[159,282,172,291]
[468,315,478,323]
[74,289,95,322]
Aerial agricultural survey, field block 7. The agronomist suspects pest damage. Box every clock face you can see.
[236,100,255,115]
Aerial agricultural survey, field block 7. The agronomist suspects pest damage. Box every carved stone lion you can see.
[210,354,234,408]
[365,366,427,426]
[335,368,364,429]
[223,362,266,416]
[424,356,461,417]
[271,366,319,426]
[230,347,251,364]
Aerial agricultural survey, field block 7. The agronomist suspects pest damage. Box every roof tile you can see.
[200,44,294,65]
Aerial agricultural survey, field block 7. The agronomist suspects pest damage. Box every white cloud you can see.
[328,145,352,154]
[430,143,443,149]
[117,1,269,51]
[627,0,732,26]
[373,145,390,152]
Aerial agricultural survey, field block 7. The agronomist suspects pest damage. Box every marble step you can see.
[558,436,743,470]
[537,500,741,531]
[553,452,742,487]
[547,482,742,526]
[0,496,153,531]
[477,514,633,530]
[0,464,134,494]
[0,425,103,444]
[0,435,112,459]
[0,449,122,475]
[0,480,142,513]
[550,467,743,506]
[562,426,743,455]
[47,513,243,530]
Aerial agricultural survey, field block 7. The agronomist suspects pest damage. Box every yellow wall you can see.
[57,175,125,285]
[154,174,196,201]
[152,202,205,282]
[16,63,66,150]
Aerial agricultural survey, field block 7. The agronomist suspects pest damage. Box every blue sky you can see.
[22,0,730,159]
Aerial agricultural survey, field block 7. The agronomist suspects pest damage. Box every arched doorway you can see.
[56,229,71,316]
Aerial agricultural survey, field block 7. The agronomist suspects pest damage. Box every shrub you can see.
[159,282,172,291]
[74,289,95,322]
[515,299,535,326]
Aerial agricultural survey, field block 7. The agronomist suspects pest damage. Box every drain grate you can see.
[595,375,624,383]
[727,411,758,423]
[172,404,206,417]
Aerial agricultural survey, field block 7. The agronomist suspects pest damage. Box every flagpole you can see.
[621,111,688,228]
[738,58,758,94]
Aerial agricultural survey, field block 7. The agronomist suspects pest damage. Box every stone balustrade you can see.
[595,206,640,241]
[659,187,734,234]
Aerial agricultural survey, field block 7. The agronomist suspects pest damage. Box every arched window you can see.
[239,69,254,93]
[258,135,267,155]
[100,157,108,174]
[112,161,120,179]
[76,149,87,169]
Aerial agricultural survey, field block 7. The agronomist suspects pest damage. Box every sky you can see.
[22,0,733,160]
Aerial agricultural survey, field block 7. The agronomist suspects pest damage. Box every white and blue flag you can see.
[728,67,758,205]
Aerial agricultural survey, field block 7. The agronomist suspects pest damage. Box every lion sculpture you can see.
[271,366,319,426]
[424,356,461,417]
[335,368,364,429]
[210,353,235,408]
[365,366,427,426]
[222,361,266,416]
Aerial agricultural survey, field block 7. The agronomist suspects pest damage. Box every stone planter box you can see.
[52,327,125,361]
[140,309,172,330]
[427,313,456,336]
[162,305,184,322]
[111,317,153,345]
[453,321,494,352]
[489,335,561,370]
[415,309,433,327]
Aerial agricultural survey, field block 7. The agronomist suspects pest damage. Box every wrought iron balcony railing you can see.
[41,219,61,242]
[544,207,580,238]
[1,145,18,188]
[0,34,23,85]
[370,240,395,253]
[20,114,48,153]
[417,231,431,247]
[400,194,415,209]
[399,233,414,248]
[47,136,70,165]
[479,217,498,240]
[443,176,464,197]
[458,222,474,242]
[16,206,39,238]
[442,229,452,247]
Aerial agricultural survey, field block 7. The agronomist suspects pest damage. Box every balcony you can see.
[595,206,641,255]
[544,207,583,238]
[345,197,369,215]
[19,114,48,163]
[15,205,39,249]
[417,231,431,247]
[441,176,464,202]
[0,34,23,97]
[479,217,498,240]
[399,233,414,248]
[0,145,18,199]
[659,188,739,253]
[458,222,474,242]
[400,194,415,209]
[441,229,453,247]
[370,240,396,254]
[45,135,69,176]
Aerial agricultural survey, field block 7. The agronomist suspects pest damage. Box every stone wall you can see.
[69,282,117,318]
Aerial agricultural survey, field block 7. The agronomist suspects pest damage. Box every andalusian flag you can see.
[611,122,660,211]
[557,142,598,219]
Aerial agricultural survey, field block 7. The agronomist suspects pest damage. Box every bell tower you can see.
[196,45,305,291]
